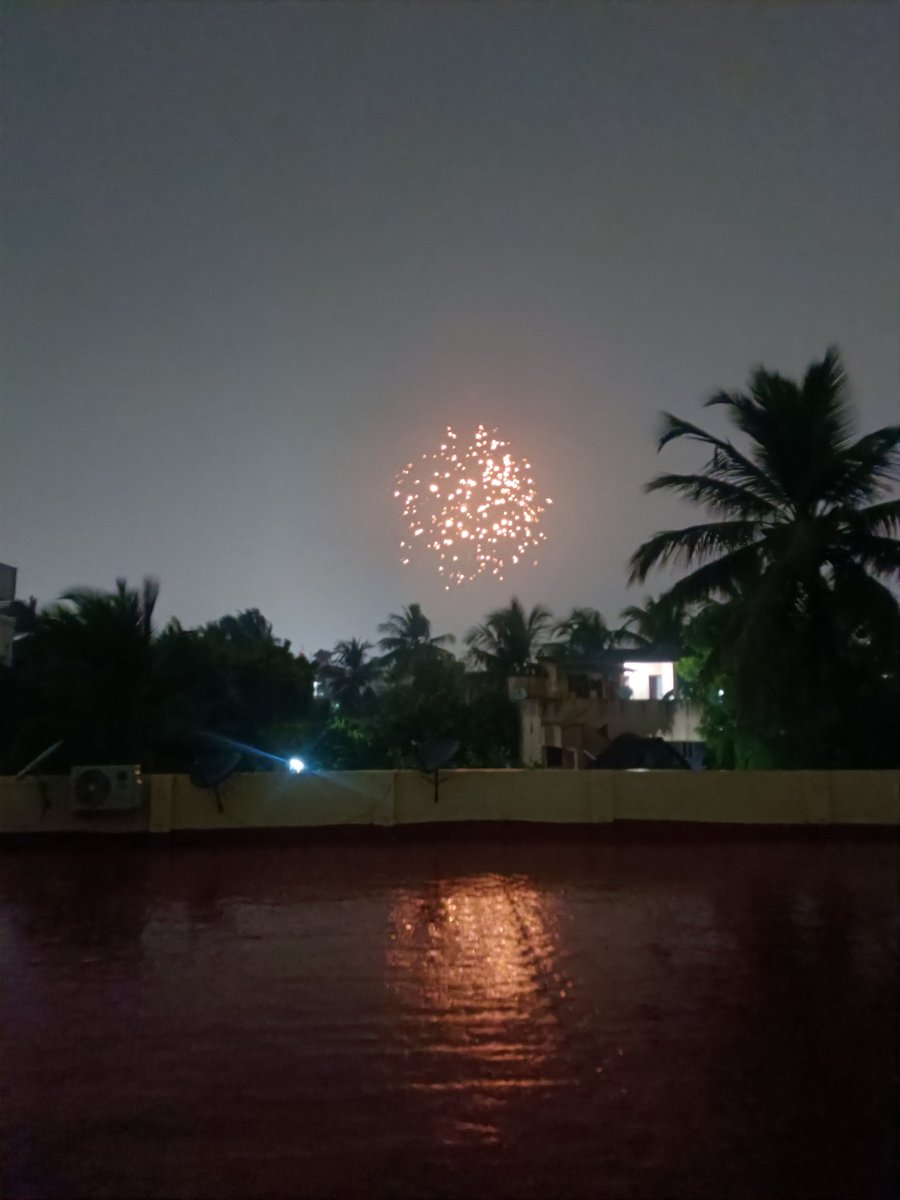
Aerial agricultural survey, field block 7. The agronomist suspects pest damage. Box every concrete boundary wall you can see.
[1,770,898,836]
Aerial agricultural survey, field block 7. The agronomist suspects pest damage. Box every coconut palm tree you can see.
[320,637,381,715]
[377,603,455,679]
[204,608,277,647]
[615,595,684,650]
[9,576,161,766]
[465,597,554,677]
[57,575,160,642]
[546,606,615,670]
[629,348,899,610]
[629,348,900,765]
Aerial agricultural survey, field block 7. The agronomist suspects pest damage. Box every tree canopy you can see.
[377,603,455,680]
[465,597,554,676]
[629,348,900,766]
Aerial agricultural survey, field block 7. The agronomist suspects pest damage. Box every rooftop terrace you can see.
[1,827,897,1198]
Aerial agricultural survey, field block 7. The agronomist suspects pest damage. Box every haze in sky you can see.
[2,3,897,653]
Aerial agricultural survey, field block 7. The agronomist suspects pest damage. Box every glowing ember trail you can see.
[393,424,553,588]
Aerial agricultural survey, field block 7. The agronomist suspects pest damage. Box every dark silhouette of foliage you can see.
[615,595,685,650]
[372,653,519,768]
[319,638,381,716]
[544,607,615,670]
[3,576,160,768]
[465,597,554,677]
[0,584,313,773]
[630,349,900,767]
[377,603,455,681]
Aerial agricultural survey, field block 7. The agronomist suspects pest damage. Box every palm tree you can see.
[546,606,615,670]
[320,637,381,715]
[205,608,277,646]
[58,575,160,642]
[377,603,455,679]
[11,576,161,765]
[615,595,684,650]
[465,597,554,677]
[629,348,900,765]
[629,348,899,607]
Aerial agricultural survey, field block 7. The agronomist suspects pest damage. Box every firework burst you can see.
[394,424,553,588]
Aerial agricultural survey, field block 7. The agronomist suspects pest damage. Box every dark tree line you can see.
[0,592,314,773]
[2,349,896,773]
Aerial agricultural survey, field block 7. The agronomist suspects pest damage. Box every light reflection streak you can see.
[386,875,574,1143]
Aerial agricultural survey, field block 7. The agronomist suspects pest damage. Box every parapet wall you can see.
[1,769,898,835]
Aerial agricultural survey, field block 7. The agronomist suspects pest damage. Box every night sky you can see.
[2,3,897,654]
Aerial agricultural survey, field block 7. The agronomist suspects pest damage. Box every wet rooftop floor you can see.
[1,827,897,1199]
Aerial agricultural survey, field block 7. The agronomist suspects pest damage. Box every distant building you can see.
[509,650,704,768]
[0,563,17,667]
[0,567,39,669]
[312,649,331,699]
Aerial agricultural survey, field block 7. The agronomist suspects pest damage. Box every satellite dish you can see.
[14,739,63,816]
[416,738,460,805]
[417,737,459,773]
[15,739,63,780]
[189,737,241,813]
[189,746,241,790]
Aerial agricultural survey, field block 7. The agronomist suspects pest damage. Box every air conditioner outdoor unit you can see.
[71,765,143,812]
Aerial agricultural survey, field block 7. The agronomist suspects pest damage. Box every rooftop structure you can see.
[510,654,703,768]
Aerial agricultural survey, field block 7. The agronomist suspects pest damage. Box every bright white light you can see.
[288,757,305,774]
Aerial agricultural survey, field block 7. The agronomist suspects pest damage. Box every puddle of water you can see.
[1,834,897,1198]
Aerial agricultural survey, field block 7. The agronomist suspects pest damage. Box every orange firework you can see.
[394,424,552,588]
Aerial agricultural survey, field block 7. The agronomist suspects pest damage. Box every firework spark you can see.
[393,424,553,588]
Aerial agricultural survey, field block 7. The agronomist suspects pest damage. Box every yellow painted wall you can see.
[0,775,150,836]
[169,771,397,831]
[829,771,900,824]
[609,770,824,824]
[393,769,594,825]
[0,769,897,836]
